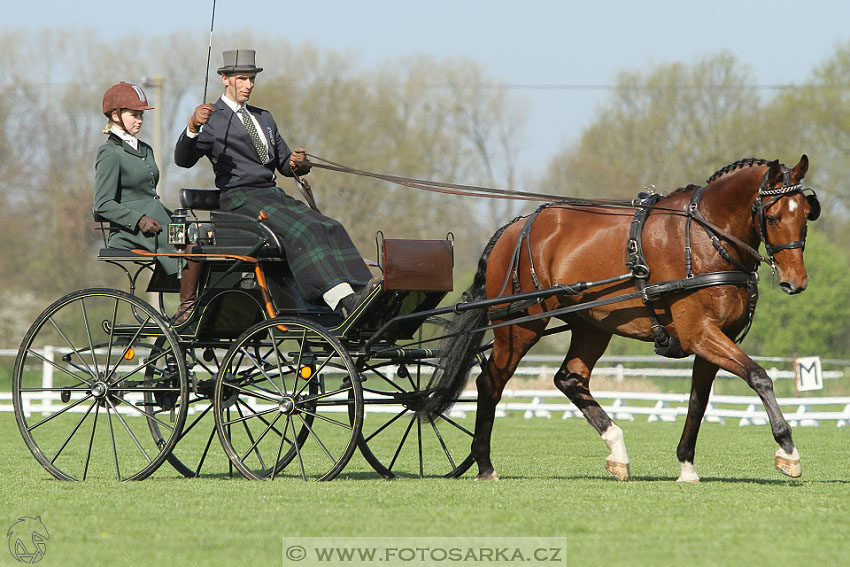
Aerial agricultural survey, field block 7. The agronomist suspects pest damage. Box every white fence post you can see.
[41,345,55,414]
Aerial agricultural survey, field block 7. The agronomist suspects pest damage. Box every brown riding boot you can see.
[175,260,202,324]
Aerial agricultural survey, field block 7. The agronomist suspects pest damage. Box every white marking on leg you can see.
[776,446,800,461]
[601,424,629,464]
[677,461,700,483]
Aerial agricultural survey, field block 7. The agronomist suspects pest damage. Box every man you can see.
[174,49,372,315]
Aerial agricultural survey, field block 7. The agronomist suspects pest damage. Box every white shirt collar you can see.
[220,94,246,114]
[109,125,139,151]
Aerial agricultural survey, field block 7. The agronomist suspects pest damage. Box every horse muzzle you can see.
[779,278,808,295]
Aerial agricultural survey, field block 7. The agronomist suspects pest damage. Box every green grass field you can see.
[1,410,848,567]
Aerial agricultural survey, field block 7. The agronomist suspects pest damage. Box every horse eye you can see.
[766,215,779,225]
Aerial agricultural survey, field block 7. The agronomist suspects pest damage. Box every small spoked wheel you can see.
[12,288,188,481]
[213,317,363,481]
[355,316,475,478]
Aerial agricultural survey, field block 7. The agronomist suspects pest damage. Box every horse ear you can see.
[793,154,809,179]
[767,159,783,185]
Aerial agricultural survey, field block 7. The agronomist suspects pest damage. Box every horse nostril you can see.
[779,281,805,295]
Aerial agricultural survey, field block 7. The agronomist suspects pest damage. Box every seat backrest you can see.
[181,188,221,210]
[91,205,110,246]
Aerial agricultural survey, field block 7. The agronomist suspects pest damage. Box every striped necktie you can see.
[238,107,269,163]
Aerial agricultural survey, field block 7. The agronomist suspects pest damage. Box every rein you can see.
[326,155,817,359]
[300,154,804,272]
[304,153,638,206]
[303,152,817,290]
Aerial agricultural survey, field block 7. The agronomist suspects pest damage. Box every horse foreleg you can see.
[686,326,801,478]
[676,356,718,482]
[552,324,629,480]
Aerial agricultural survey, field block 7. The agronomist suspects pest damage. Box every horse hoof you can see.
[776,455,802,478]
[606,459,630,481]
[474,471,500,481]
[676,476,700,483]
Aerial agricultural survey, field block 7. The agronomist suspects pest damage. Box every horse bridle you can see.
[751,165,821,267]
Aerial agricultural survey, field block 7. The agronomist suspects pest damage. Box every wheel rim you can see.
[213,317,363,481]
[13,289,188,481]
[355,316,475,478]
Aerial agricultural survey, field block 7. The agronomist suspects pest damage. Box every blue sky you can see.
[6,0,850,172]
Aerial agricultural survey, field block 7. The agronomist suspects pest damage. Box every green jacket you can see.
[93,134,178,275]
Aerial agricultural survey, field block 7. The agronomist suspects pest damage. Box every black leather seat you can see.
[180,188,284,258]
[180,188,221,211]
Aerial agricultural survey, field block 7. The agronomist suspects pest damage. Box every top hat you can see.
[217,49,264,75]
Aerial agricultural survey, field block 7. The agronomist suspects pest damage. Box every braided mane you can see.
[667,158,771,196]
[706,158,770,184]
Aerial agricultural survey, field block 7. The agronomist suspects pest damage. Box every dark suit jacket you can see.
[174,97,295,189]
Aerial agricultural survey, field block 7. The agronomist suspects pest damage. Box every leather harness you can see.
[487,172,820,358]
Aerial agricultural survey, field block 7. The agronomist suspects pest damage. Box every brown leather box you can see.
[382,239,453,291]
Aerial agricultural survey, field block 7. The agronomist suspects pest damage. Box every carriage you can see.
[12,155,821,483]
[12,186,477,481]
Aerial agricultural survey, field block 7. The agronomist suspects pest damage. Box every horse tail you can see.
[418,223,510,420]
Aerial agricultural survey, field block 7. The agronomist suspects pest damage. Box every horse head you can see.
[754,155,820,294]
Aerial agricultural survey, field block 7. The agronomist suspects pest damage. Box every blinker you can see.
[805,190,821,221]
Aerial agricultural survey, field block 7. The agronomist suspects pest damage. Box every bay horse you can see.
[422,156,820,482]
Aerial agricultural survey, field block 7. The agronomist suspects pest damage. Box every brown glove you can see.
[188,104,216,134]
[289,147,312,176]
[137,215,162,235]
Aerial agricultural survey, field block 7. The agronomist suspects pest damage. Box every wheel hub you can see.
[278,396,296,415]
[90,381,108,399]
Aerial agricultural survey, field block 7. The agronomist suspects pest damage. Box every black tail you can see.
[418,224,510,419]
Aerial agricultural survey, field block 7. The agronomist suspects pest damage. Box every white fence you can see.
[3,348,849,427]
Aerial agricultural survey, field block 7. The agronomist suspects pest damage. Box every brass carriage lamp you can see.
[168,208,189,249]
[168,208,191,276]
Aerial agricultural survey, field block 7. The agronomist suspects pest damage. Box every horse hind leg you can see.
[553,323,629,480]
[675,356,718,483]
[473,321,546,481]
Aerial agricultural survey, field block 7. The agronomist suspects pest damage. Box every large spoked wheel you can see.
[146,340,236,478]
[12,288,188,481]
[355,316,476,478]
[213,317,363,481]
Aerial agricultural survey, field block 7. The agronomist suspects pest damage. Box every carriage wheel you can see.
[354,316,476,478]
[12,288,188,481]
[213,317,363,481]
[146,340,236,478]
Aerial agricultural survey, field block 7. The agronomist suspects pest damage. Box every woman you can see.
[93,81,200,323]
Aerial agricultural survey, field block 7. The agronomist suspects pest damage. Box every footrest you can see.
[190,245,282,259]
[97,248,155,261]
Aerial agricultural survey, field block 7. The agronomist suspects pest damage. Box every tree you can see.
[537,53,763,199]
[0,30,526,345]
[756,40,850,250]
[251,49,525,265]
